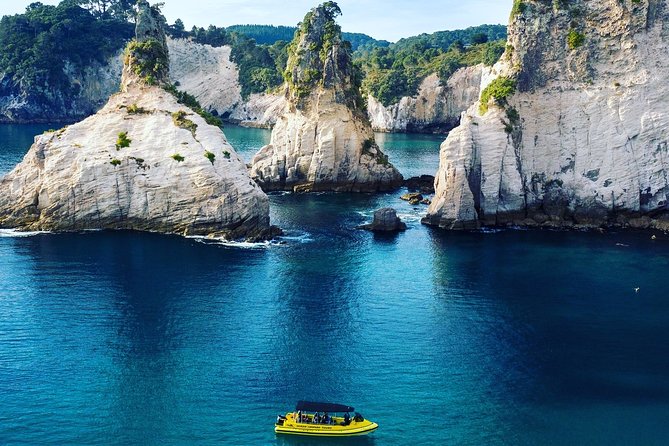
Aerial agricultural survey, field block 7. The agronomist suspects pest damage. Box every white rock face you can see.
[367,67,486,133]
[425,0,669,231]
[168,38,243,117]
[228,92,287,128]
[168,38,287,128]
[0,85,272,238]
[0,2,274,240]
[251,90,402,192]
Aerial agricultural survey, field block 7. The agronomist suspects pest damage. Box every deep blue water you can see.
[1,125,669,445]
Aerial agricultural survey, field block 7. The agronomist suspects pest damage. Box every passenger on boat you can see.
[323,412,330,424]
[314,412,320,424]
[296,410,302,423]
[343,412,351,425]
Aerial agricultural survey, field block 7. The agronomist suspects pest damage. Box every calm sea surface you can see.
[1,124,669,445]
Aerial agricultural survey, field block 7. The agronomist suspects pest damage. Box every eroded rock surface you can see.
[425,0,669,231]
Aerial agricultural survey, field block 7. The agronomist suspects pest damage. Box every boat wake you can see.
[0,229,50,238]
[187,230,313,249]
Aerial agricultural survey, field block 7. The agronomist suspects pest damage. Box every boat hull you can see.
[275,414,378,437]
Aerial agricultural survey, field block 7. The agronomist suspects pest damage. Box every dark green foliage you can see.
[115,131,131,149]
[0,1,133,94]
[389,24,506,53]
[204,150,215,165]
[223,150,231,159]
[357,26,507,106]
[229,34,286,98]
[511,0,527,17]
[110,158,121,166]
[164,84,223,127]
[171,153,185,162]
[77,0,135,20]
[470,33,489,45]
[225,24,389,51]
[479,77,517,114]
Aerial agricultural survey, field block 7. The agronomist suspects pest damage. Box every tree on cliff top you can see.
[283,2,365,112]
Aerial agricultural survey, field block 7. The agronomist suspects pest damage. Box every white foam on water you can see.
[277,231,314,244]
[187,230,314,249]
[0,229,50,238]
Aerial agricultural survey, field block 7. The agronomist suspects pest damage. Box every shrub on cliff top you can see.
[511,0,527,17]
[479,77,517,115]
[124,38,169,85]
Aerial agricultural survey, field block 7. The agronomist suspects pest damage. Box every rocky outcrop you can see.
[359,208,407,232]
[367,67,486,134]
[424,0,669,231]
[0,0,275,240]
[250,3,402,192]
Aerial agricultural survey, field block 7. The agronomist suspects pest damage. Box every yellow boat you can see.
[275,401,378,437]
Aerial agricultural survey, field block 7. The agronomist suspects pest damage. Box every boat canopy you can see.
[295,401,355,413]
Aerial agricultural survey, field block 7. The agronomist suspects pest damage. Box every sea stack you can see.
[250,2,402,192]
[424,0,669,231]
[0,0,275,240]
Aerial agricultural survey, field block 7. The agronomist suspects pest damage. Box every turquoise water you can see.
[1,125,669,445]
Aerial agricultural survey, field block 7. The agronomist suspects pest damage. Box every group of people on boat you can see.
[295,410,351,425]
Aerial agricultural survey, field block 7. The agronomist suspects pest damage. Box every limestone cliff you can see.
[367,67,486,134]
[249,3,402,192]
[0,0,274,240]
[424,0,669,231]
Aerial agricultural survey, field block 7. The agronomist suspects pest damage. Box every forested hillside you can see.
[0,1,133,95]
[356,24,507,106]
[0,0,506,120]
[225,24,390,51]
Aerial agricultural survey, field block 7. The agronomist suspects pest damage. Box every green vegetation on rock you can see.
[124,38,169,85]
[171,153,185,162]
[110,158,122,166]
[204,150,216,165]
[172,111,198,136]
[282,2,366,111]
[115,131,131,150]
[126,103,147,114]
[567,29,585,49]
[479,77,517,114]
[164,84,222,127]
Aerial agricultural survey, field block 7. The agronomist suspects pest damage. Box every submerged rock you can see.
[424,0,669,231]
[359,208,407,232]
[0,0,274,241]
[250,3,402,193]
